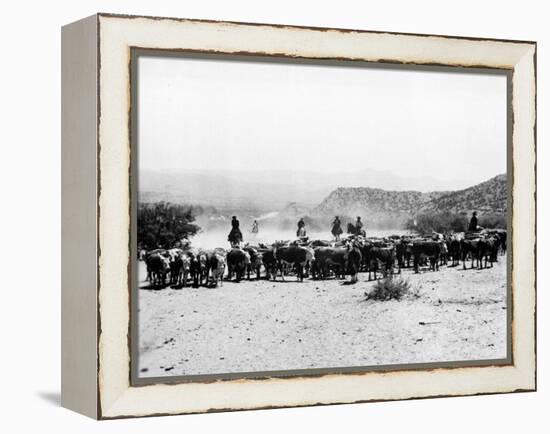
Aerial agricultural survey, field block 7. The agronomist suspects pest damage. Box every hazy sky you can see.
[138,54,507,187]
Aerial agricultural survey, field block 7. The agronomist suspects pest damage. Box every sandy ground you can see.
[137,258,507,378]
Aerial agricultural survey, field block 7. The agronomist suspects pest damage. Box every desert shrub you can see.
[478,213,506,229]
[406,212,467,234]
[366,276,413,301]
[137,201,200,250]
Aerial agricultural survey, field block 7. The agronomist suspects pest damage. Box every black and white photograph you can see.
[134,53,510,380]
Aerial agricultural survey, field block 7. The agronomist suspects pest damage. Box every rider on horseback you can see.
[331,216,343,240]
[354,216,365,237]
[228,216,243,247]
[296,217,306,238]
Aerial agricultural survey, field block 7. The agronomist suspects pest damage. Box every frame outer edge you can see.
[61,13,100,419]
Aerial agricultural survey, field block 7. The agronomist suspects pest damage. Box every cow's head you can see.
[253,252,263,267]
[214,253,226,270]
[181,256,191,272]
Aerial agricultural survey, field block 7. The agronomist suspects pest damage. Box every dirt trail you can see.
[137,258,507,378]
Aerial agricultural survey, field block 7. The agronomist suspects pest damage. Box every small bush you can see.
[366,276,413,301]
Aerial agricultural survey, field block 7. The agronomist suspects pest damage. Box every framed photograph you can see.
[61,13,536,419]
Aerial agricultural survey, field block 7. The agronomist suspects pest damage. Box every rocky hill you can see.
[313,174,507,222]
[425,174,507,214]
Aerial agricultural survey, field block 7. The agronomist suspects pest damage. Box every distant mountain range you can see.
[139,169,506,229]
[139,168,476,212]
[313,174,507,220]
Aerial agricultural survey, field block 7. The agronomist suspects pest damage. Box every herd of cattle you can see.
[141,228,507,288]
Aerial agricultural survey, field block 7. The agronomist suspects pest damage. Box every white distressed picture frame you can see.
[61,13,536,419]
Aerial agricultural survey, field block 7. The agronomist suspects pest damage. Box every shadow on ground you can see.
[37,391,61,407]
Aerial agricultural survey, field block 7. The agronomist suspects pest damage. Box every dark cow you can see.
[166,248,184,286]
[397,237,414,269]
[144,248,169,283]
[478,236,500,269]
[273,245,314,281]
[498,230,507,255]
[226,248,250,282]
[487,229,507,255]
[460,238,481,269]
[394,239,408,269]
[412,241,442,273]
[447,238,462,267]
[259,248,277,280]
[145,252,170,287]
[311,247,347,280]
[244,246,263,280]
[346,243,363,283]
[366,245,396,280]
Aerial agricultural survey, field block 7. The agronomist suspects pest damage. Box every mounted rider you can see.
[228,216,243,247]
[331,216,343,240]
[354,216,365,237]
[296,217,306,238]
[468,211,479,232]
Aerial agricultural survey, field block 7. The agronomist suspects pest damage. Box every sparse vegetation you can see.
[366,276,414,301]
[405,210,506,234]
[406,212,468,234]
[478,213,507,229]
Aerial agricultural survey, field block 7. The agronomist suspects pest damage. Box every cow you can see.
[394,239,408,269]
[273,244,314,281]
[226,248,251,282]
[166,248,184,286]
[145,252,170,287]
[498,230,507,255]
[478,235,500,269]
[197,250,211,286]
[209,251,226,287]
[244,246,263,280]
[447,238,462,267]
[138,249,148,261]
[366,245,396,280]
[165,249,193,287]
[396,237,414,269]
[184,249,201,287]
[144,248,169,282]
[439,239,449,266]
[311,247,348,280]
[412,241,441,273]
[176,251,192,287]
[460,238,481,269]
[486,229,507,256]
[259,248,277,280]
[346,242,363,283]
